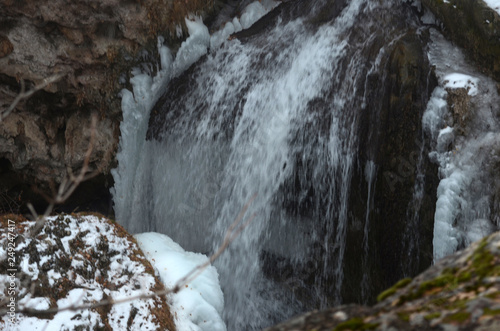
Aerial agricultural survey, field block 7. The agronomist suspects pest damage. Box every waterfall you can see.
[112,0,446,329]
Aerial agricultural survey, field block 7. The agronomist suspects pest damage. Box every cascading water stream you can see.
[361,160,376,303]
[402,127,426,276]
[112,0,454,329]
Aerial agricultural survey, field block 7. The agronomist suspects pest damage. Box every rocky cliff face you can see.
[420,0,500,83]
[0,0,219,213]
[265,230,500,331]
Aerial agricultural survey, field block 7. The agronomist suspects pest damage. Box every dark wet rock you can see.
[421,0,500,82]
[352,29,439,299]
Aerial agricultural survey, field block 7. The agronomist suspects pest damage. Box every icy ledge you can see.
[425,29,500,261]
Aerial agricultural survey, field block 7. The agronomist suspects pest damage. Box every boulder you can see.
[0,213,176,330]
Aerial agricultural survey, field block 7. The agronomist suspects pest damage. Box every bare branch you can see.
[13,195,257,318]
[54,114,97,204]
[1,72,256,322]
[172,193,257,293]
[30,114,99,237]
[0,74,66,122]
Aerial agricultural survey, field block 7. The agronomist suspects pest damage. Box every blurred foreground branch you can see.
[1,72,256,324]
[15,195,256,316]
[27,114,99,238]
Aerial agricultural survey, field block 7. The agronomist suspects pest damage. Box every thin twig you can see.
[0,74,65,122]
[30,114,99,237]
[13,195,257,316]
[172,193,257,293]
[0,72,257,321]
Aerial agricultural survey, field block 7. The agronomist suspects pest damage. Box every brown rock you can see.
[0,34,13,57]
[0,112,49,170]
[446,87,471,134]
[64,111,116,171]
[59,26,84,45]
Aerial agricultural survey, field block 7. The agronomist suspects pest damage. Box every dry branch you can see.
[0,72,256,326]
[9,195,256,317]
[29,113,99,237]
[0,74,65,122]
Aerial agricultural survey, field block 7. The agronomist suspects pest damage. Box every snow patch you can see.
[135,232,226,331]
[483,0,500,15]
[443,73,479,96]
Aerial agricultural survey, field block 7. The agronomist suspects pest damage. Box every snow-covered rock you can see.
[0,214,175,330]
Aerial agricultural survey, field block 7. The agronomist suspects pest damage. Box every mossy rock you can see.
[377,278,412,302]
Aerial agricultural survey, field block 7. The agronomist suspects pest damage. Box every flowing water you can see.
[111,0,499,329]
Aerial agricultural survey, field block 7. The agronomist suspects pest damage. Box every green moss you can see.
[377,278,412,302]
[377,288,397,302]
[399,268,478,305]
[486,292,500,299]
[397,274,454,303]
[394,278,413,289]
[430,297,448,306]
[419,274,455,292]
[397,312,410,322]
[334,318,379,331]
[424,312,441,320]
[448,298,468,310]
[442,267,458,275]
[471,238,496,278]
[489,265,500,276]
[457,271,471,283]
[443,311,470,323]
[334,318,364,331]
[483,307,500,315]
[398,262,475,305]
